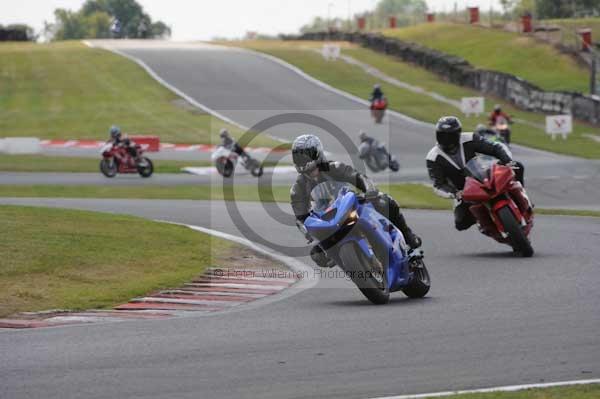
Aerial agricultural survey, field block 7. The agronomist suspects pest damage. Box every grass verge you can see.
[225,40,600,159]
[1,183,598,218]
[382,23,589,93]
[0,183,446,209]
[421,383,600,399]
[0,205,232,318]
[0,154,213,173]
[0,41,278,148]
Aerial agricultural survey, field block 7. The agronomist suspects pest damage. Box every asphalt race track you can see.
[5,40,600,209]
[1,197,599,399]
[1,41,599,399]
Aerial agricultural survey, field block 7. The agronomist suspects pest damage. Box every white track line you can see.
[82,40,287,144]
[232,45,433,129]
[367,378,600,399]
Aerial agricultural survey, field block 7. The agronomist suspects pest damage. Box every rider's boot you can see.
[391,212,422,249]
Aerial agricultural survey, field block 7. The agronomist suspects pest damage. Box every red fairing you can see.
[492,164,515,195]
[463,177,491,203]
[463,159,534,248]
[372,98,388,110]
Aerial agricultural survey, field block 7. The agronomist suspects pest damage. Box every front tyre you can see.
[216,158,234,177]
[137,157,154,178]
[402,258,431,298]
[250,165,264,177]
[100,158,117,178]
[497,205,534,257]
[339,242,389,304]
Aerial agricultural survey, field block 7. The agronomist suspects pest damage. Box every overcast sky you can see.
[1,0,503,41]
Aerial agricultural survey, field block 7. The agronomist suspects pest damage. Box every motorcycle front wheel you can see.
[497,205,534,257]
[402,258,431,298]
[137,157,154,178]
[100,158,117,178]
[250,165,264,177]
[339,242,389,304]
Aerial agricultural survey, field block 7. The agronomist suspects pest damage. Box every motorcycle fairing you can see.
[304,188,412,292]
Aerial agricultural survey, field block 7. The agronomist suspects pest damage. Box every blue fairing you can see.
[304,187,413,292]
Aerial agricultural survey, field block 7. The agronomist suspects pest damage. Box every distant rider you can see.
[489,104,511,126]
[475,123,502,143]
[358,130,391,161]
[290,134,422,268]
[426,116,526,232]
[370,84,384,104]
[219,129,248,158]
[109,125,138,159]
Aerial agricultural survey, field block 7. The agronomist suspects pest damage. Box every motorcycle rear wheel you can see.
[137,157,154,178]
[99,159,117,178]
[339,242,389,304]
[497,206,534,257]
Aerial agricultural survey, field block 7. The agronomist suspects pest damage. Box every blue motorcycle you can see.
[302,181,430,304]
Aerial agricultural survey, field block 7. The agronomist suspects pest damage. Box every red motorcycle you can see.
[370,97,388,124]
[99,142,153,178]
[463,156,534,257]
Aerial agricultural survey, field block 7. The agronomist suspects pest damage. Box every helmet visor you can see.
[436,131,460,151]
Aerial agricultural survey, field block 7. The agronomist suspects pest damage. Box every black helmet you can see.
[292,134,325,174]
[110,125,121,139]
[435,116,462,153]
[219,128,230,139]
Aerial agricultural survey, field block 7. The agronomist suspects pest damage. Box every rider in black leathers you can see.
[370,84,384,102]
[426,116,526,231]
[109,125,138,159]
[290,134,421,268]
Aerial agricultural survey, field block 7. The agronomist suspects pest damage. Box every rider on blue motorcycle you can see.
[290,134,422,268]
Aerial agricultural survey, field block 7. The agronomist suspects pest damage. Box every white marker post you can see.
[545,115,572,140]
[461,97,485,117]
[322,44,341,61]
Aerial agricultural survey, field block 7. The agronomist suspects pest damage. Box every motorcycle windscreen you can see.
[310,181,352,212]
[465,155,497,183]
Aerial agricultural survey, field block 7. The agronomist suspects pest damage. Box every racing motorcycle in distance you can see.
[212,145,264,178]
[359,141,400,173]
[99,142,153,178]
[370,97,388,124]
[493,116,512,145]
[301,181,430,304]
[462,155,534,257]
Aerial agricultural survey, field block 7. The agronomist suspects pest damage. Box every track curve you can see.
[0,198,599,399]
[1,40,599,399]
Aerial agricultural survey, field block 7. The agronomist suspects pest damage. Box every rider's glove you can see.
[454,190,464,201]
[505,160,518,168]
[365,189,379,202]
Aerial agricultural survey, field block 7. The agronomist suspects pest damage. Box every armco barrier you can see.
[0,137,41,154]
[285,31,600,126]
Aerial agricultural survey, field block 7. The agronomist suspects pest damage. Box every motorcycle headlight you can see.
[345,209,358,225]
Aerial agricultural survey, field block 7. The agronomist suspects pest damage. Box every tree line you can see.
[44,0,171,41]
